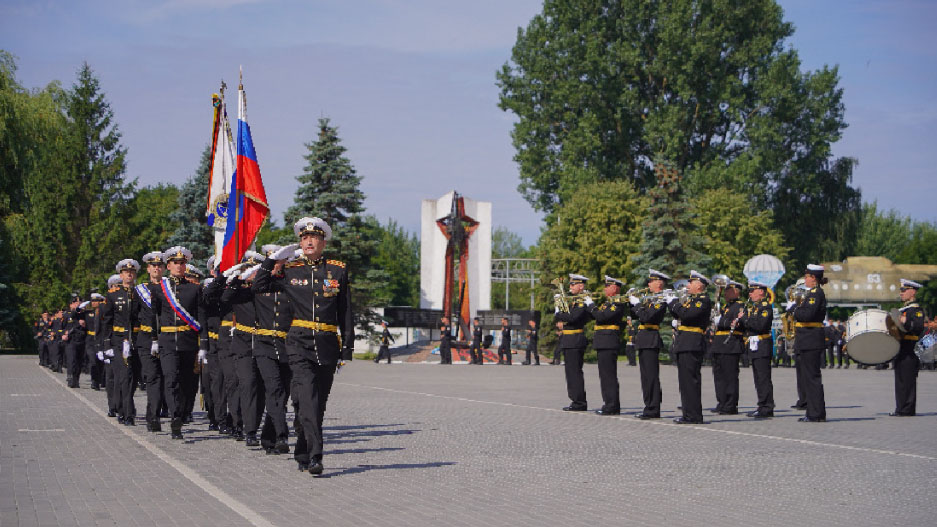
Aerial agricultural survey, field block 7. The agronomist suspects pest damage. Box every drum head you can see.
[846,309,901,364]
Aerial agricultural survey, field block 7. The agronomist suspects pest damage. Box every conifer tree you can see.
[284,118,389,336]
[166,145,215,267]
[630,158,711,285]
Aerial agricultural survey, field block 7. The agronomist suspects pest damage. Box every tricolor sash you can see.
[135,284,152,309]
[160,277,202,332]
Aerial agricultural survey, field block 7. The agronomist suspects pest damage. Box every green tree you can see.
[691,188,791,280]
[167,145,215,267]
[629,159,710,284]
[854,202,912,263]
[283,118,389,335]
[497,0,859,266]
[372,219,420,307]
[491,226,536,310]
[123,184,180,261]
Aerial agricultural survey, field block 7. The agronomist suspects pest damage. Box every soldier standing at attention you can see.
[667,271,712,424]
[85,293,105,391]
[254,217,354,475]
[523,319,539,365]
[470,317,483,365]
[592,276,628,415]
[891,279,926,416]
[710,280,746,415]
[629,269,670,419]
[555,274,593,411]
[739,281,775,418]
[498,317,512,365]
[785,264,828,422]
[439,316,452,364]
[62,294,86,388]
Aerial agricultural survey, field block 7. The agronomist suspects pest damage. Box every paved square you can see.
[2,355,935,526]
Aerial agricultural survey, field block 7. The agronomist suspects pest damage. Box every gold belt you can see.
[221,320,234,327]
[139,325,153,333]
[112,326,139,333]
[291,319,338,332]
[160,325,191,333]
[903,335,920,341]
[715,330,743,336]
[235,323,256,334]
[638,324,659,330]
[87,331,96,336]
[794,322,823,328]
[562,329,584,335]
[677,326,704,333]
[594,325,620,331]
[208,332,219,340]
[255,328,288,338]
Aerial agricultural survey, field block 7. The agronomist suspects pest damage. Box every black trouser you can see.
[160,348,197,431]
[139,350,164,425]
[638,348,662,416]
[200,360,214,425]
[376,345,391,363]
[439,340,451,364]
[220,351,242,429]
[235,354,262,435]
[39,340,49,366]
[836,345,849,367]
[824,346,835,368]
[112,356,136,420]
[893,350,919,415]
[498,344,511,364]
[525,343,539,364]
[676,349,703,422]
[50,341,63,372]
[624,344,636,366]
[184,358,199,420]
[551,346,563,364]
[291,358,337,464]
[750,356,775,413]
[86,345,103,389]
[712,353,740,413]
[596,349,619,412]
[563,347,587,410]
[104,359,117,414]
[66,341,84,387]
[796,348,826,420]
[470,340,482,364]
[257,355,291,449]
[794,353,807,407]
[208,353,228,427]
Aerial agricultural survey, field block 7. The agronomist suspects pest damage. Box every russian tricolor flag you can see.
[219,78,269,271]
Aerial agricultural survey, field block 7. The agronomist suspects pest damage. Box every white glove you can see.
[104,349,114,357]
[79,300,90,310]
[628,295,640,306]
[664,294,676,304]
[582,296,594,307]
[226,271,241,284]
[104,359,111,364]
[713,315,722,326]
[222,263,247,278]
[96,351,104,361]
[785,300,795,310]
[122,348,130,359]
[198,349,207,362]
[122,340,131,354]
[239,263,261,280]
[150,341,159,354]
[201,357,208,364]
[672,319,680,329]
[272,243,300,261]
[554,305,560,314]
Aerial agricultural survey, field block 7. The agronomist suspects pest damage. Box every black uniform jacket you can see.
[710,300,744,354]
[101,285,141,352]
[84,307,101,353]
[381,328,394,347]
[898,301,926,355]
[204,278,232,355]
[790,286,826,352]
[63,308,86,347]
[254,254,353,365]
[135,282,159,351]
[740,300,773,359]
[555,298,590,350]
[669,293,712,353]
[252,276,292,360]
[145,276,207,353]
[499,326,510,350]
[591,300,628,351]
[526,327,538,351]
[221,277,258,359]
[472,325,482,345]
[201,279,222,355]
[631,298,667,350]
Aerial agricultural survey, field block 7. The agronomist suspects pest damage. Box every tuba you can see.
[710,273,730,325]
[551,277,571,313]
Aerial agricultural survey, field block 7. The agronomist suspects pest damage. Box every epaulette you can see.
[810,287,817,292]
[285,261,305,269]
[327,259,346,268]
[108,286,120,293]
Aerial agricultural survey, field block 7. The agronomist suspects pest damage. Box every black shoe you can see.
[308,461,324,475]
[562,406,587,412]
[594,409,620,416]
[798,416,826,422]
[150,420,162,432]
[297,461,309,472]
[107,410,116,418]
[245,434,259,447]
[747,410,773,418]
[673,417,704,424]
[233,428,245,441]
[182,415,192,425]
[720,409,739,415]
[208,423,219,431]
[888,411,915,417]
[790,404,807,410]
[124,418,135,426]
[265,447,275,455]
[634,413,660,420]
[117,416,125,425]
[275,439,290,454]
[171,431,183,440]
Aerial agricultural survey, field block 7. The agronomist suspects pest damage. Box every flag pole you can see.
[234,66,243,264]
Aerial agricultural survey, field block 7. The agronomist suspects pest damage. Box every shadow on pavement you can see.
[317,461,456,479]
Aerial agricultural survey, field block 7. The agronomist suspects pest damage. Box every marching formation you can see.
[33,217,353,475]
[550,264,927,423]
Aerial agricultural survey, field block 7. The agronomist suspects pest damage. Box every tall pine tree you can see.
[283,118,389,336]
[166,145,215,267]
[630,158,710,286]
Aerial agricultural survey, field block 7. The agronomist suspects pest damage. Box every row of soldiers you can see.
[553,265,926,422]
[35,217,354,475]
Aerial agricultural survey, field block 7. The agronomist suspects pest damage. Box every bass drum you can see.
[915,333,937,365]
[845,309,901,365]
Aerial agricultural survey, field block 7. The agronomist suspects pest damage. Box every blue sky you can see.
[2,0,935,245]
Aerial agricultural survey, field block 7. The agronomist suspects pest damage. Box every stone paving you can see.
[2,355,935,526]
